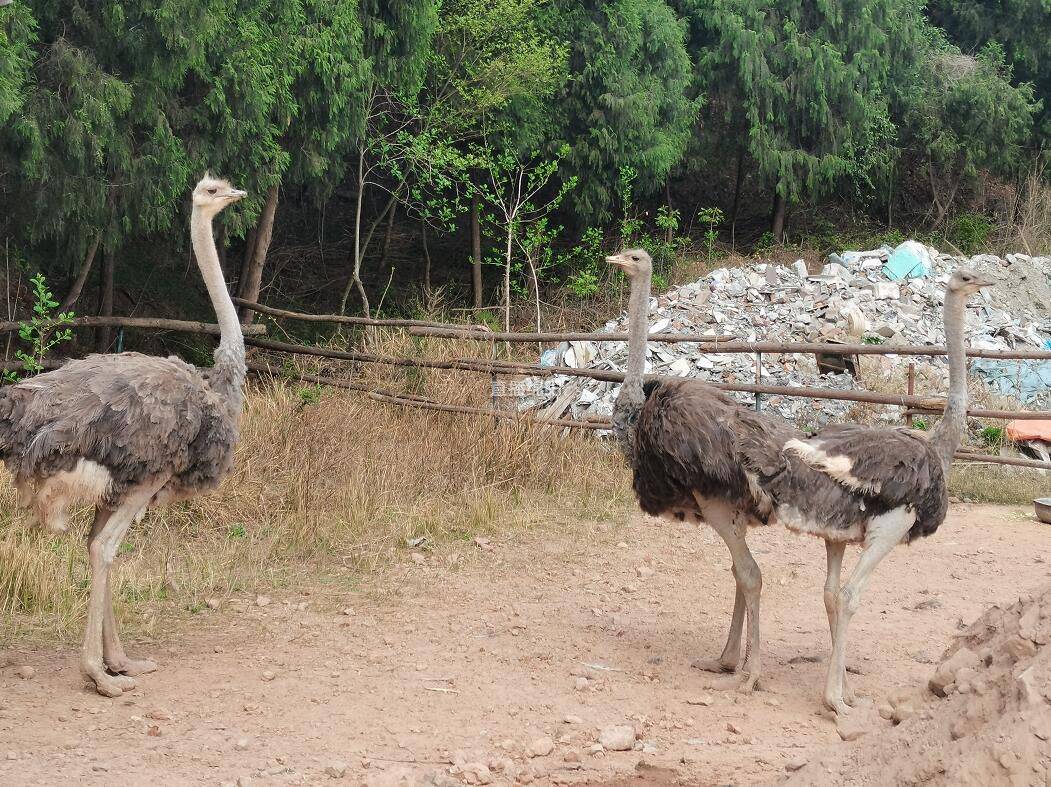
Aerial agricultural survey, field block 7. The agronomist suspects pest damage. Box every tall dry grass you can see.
[0,331,629,643]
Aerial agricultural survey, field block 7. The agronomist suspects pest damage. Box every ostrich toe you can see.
[108,657,158,677]
[690,657,737,674]
[88,671,128,698]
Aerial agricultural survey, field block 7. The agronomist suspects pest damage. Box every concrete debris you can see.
[517,245,1050,427]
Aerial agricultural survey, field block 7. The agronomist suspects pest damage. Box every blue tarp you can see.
[971,359,1051,406]
[883,241,934,280]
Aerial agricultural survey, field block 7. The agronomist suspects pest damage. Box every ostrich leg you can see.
[692,497,762,691]
[83,477,169,697]
[823,541,856,706]
[89,506,160,678]
[825,509,912,715]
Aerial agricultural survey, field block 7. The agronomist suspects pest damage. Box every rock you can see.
[563,749,581,763]
[929,647,979,696]
[261,670,276,682]
[573,677,589,692]
[236,778,253,787]
[145,708,172,721]
[836,713,869,741]
[598,725,635,751]
[726,722,742,735]
[686,695,714,706]
[527,737,554,758]
[588,744,604,756]
[324,762,348,779]
[255,595,271,607]
[14,666,34,680]
[206,598,221,610]
[563,714,583,725]
[786,756,808,772]
[411,552,426,565]
[635,565,655,579]
[234,738,250,751]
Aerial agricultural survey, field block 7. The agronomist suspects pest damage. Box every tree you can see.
[893,37,1037,224]
[0,2,33,127]
[927,0,1049,142]
[679,0,902,239]
[550,0,697,223]
[471,143,574,331]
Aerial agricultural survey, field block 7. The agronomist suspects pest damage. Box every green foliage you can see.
[297,386,323,407]
[862,335,885,345]
[563,228,605,298]
[4,273,74,382]
[913,417,929,431]
[698,206,724,263]
[949,213,995,253]
[550,0,698,222]
[980,426,1006,449]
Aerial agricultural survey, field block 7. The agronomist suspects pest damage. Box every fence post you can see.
[906,363,915,426]
[754,352,762,412]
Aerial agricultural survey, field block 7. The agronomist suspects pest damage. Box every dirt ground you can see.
[1,503,1048,786]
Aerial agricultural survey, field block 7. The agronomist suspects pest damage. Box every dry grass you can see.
[995,163,1051,255]
[0,332,630,643]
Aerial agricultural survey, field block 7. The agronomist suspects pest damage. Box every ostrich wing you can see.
[784,424,948,539]
[633,380,796,520]
[0,352,233,499]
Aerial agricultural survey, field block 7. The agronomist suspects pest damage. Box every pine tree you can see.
[550,0,697,223]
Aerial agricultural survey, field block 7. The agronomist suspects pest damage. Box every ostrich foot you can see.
[736,671,760,693]
[86,669,130,698]
[690,657,736,674]
[107,657,158,677]
[823,692,852,716]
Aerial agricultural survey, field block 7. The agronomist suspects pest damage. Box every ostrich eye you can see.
[631,256,640,261]
[207,188,217,195]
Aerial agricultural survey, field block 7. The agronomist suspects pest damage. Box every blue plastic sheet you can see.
[883,241,933,280]
[971,359,1051,406]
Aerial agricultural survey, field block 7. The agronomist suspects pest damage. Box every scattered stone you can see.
[233,738,250,751]
[527,737,554,758]
[206,598,221,610]
[835,713,869,742]
[461,762,492,785]
[255,595,271,607]
[573,677,589,692]
[588,744,605,756]
[929,647,980,696]
[324,762,348,779]
[14,666,34,680]
[635,565,655,579]
[785,756,808,772]
[563,714,583,725]
[261,670,276,682]
[563,749,581,763]
[726,722,743,735]
[145,708,172,721]
[598,725,635,751]
[686,695,714,707]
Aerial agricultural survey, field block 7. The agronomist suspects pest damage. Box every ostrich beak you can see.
[605,255,629,270]
[225,189,247,202]
[974,276,994,289]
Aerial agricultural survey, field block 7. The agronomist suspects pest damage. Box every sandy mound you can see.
[786,584,1051,786]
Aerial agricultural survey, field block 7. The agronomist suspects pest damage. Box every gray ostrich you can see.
[780,267,991,714]
[0,175,247,697]
[607,248,990,711]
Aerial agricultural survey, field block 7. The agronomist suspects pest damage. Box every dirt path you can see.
[2,504,1048,786]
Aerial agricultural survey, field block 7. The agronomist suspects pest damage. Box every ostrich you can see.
[608,248,990,710]
[0,174,247,697]
[607,248,798,692]
[778,267,991,714]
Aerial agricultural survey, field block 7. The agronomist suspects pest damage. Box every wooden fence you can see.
[235,299,1051,471]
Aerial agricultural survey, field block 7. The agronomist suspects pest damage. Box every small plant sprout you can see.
[4,273,75,382]
[698,207,724,263]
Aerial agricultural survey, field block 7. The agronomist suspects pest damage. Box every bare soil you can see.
[1,503,1048,787]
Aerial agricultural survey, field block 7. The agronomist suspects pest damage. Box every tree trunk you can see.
[239,225,259,295]
[471,192,483,309]
[664,181,674,244]
[503,222,513,333]
[379,201,396,271]
[730,145,746,246]
[61,234,101,311]
[770,192,787,243]
[238,183,279,325]
[96,247,114,352]
[421,221,432,292]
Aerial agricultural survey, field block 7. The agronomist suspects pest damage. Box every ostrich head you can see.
[946,268,993,296]
[605,248,653,278]
[192,174,247,216]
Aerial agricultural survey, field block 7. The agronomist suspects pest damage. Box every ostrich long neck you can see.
[191,206,246,403]
[929,288,968,469]
[612,265,651,455]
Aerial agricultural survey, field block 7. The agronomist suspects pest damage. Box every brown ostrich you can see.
[0,175,247,696]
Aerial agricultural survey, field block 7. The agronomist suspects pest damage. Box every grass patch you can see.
[0,333,630,643]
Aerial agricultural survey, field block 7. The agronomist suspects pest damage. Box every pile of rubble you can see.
[786,584,1051,786]
[517,242,1050,428]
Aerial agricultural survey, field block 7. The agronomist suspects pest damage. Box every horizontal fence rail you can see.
[408,326,1051,360]
[243,336,1051,421]
[233,298,474,329]
[246,363,1051,471]
[0,315,268,336]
